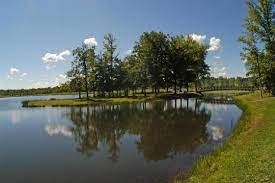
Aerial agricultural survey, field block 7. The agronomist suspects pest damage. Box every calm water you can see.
[0,95,242,183]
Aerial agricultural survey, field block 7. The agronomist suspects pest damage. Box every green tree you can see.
[239,0,275,95]
[168,36,209,93]
[103,33,119,96]
[72,44,96,99]
[67,59,84,99]
[134,31,170,94]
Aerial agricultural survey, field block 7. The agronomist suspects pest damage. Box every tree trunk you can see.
[144,87,147,97]
[78,90,81,99]
[174,79,177,94]
[255,53,263,98]
[195,81,198,93]
[83,61,89,100]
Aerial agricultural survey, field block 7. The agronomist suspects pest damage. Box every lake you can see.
[0,95,242,183]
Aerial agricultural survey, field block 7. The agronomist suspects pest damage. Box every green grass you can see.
[22,92,202,107]
[202,90,251,95]
[175,93,275,183]
[22,97,154,107]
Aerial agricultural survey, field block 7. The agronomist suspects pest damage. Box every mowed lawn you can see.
[179,93,275,183]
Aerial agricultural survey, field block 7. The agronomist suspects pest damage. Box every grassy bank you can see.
[176,93,275,183]
[22,97,152,107]
[22,93,200,107]
[202,90,251,95]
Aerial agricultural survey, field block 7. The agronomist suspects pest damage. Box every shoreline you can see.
[175,93,275,182]
[21,93,202,107]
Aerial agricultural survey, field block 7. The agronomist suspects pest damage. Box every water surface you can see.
[0,95,242,183]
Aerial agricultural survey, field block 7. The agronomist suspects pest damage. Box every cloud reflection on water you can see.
[208,125,224,141]
[45,124,72,138]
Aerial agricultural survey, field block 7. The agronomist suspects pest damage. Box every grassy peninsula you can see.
[22,93,201,107]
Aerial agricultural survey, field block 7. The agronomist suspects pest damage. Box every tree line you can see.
[0,86,69,97]
[0,77,254,97]
[67,31,210,99]
[239,0,275,96]
[199,77,254,90]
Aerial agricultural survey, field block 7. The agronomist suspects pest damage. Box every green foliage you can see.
[239,0,275,95]
[67,44,96,99]
[169,36,209,92]
[134,31,170,90]
[0,85,71,97]
[200,77,254,90]
[65,31,211,97]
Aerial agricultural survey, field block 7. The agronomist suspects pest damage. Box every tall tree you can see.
[239,0,275,95]
[123,54,144,96]
[103,33,119,96]
[239,30,264,97]
[168,36,209,93]
[72,44,96,99]
[67,59,84,99]
[134,31,170,94]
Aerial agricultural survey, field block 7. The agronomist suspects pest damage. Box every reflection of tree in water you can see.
[134,99,210,161]
[69,105,127,161]
[67,98,211,162]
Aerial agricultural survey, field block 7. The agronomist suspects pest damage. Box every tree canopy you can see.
[66,31,210,98]
[239,0,275,96]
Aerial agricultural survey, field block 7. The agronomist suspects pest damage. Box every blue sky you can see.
[0,0,247,89]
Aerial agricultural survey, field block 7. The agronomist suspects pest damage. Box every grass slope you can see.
[202,90,251,95]
[178,93,275,183]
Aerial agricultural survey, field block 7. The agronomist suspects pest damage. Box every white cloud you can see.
[211,66,227,77]
[84,37,98,47]
[208,37,222,52]
[243,59,247,64]
[9,68,20,76]
[59,50,70,58]
[42,50,71,64]
[190,34,206,43]
[7,68,28,80]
